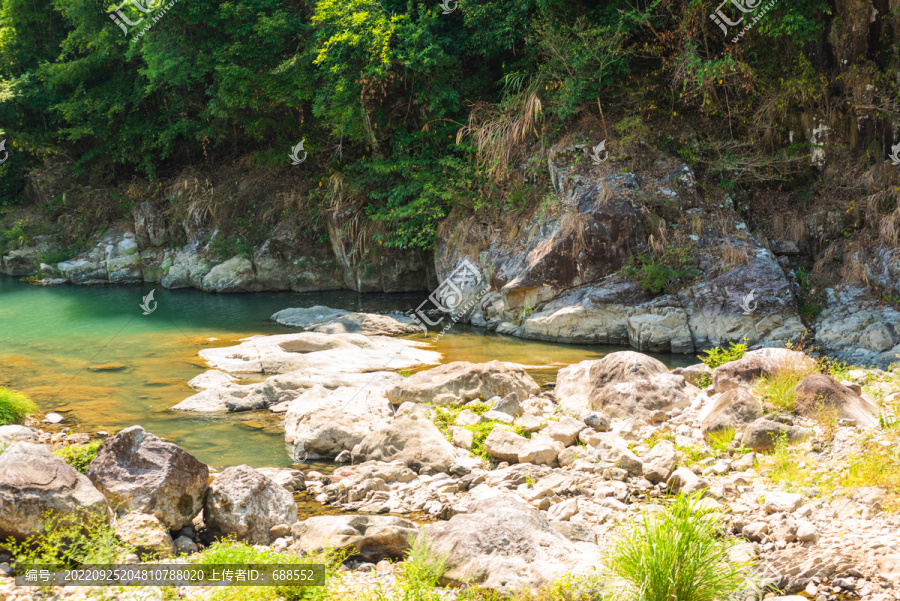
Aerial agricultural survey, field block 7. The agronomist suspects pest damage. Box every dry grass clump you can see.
[753,354,820,412]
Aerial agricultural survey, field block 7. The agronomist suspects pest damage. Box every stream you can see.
[0,276,693,469]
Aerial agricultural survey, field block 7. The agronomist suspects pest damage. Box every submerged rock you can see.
[271,305,422,336]
[86,426,209,530]
[0,442,111,540]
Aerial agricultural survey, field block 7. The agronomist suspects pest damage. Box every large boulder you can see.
[700,388,763,436]
[283,385,394,461]
[423,493,602,591]
[291,515,418,562]
[792,374,879,426]
[271,306,422,336]
[712,348,816,393]
[204,465,298,545]
[352,417,457,473]
[385,361,540,407]
[0,443,111,540]
[742,418,809,452]
[85,426,209,530]
[555,351,700,420]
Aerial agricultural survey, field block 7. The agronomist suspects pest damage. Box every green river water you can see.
[0,276,692,469]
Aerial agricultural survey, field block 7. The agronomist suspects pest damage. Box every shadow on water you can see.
[0,276,694,469]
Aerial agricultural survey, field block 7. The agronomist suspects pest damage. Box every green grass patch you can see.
[0,387,38,425]
[6,510,130,568]
[192,540,342,601]
[697,342,747,370]
[53,440,102,473]
[706,427,735,455]
[603,493,756,601]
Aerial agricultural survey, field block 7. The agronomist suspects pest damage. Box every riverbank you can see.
[0,307,898,600]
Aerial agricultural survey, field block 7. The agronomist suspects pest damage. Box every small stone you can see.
[174,535,199,555]
[765,492,803,514]
[583,413,610,432]
[269,524,291,539]
[479,410,514,425]
[43,413,65,424]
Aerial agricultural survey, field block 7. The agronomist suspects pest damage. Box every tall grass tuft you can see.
[603,493,755,601]
[0,387,38,426]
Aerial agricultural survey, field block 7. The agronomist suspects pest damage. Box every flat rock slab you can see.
[174,370,400,412]
[272,305,423,336]
[199,332,440,375]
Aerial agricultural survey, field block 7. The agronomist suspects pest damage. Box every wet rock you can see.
[86,426,208,530]
[353,417,457,473]
[271,306,422,336]
[1,247,37,276]
[204,465,298,545]
[114,512,175,559]
[555,351,700,421]
[292,515,418,562]
[792,374,879,426]
[0,442,111,540]
[423,493,602,592]
[385,360,540,407]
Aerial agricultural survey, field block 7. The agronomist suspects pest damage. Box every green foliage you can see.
[603,493,756,601]
[395,533,448,601]
[698,342,748,370]
[706,427,735,455]
[6,511,129,568]
[193,540,342,601]
[0,386,37,425]
[625,248,698,295]
[53,440,102,474]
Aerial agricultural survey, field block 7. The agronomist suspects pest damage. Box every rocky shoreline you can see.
[1,305,898,600]
[4,145,900,369]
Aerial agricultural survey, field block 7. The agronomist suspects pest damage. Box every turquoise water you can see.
[0,276,691,468]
